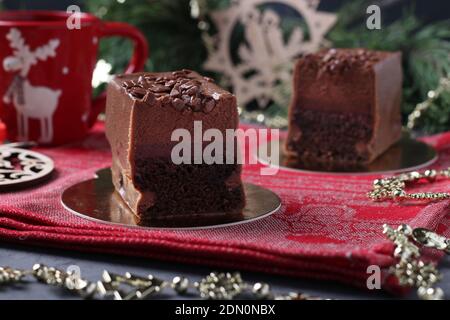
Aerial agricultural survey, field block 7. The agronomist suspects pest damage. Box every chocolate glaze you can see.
[105,70,245,224]
[286,48,402,167]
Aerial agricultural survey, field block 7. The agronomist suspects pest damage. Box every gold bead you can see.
[373,179,383,188]
[397,224,412,235]
[408,172,421,180]
[424,169,437,181]
[392,189,406,200]
[172,276,189,294]
[372,194,382,201]
[439,169,449,177]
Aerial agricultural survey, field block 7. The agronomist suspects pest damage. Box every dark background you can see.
[2,0,450,23]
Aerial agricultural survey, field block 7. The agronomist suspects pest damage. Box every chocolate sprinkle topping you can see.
[303,48,386,76]
[122,70,222,113]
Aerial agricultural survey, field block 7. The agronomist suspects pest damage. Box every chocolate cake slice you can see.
[105,70,245,224]
[285,48,403,170]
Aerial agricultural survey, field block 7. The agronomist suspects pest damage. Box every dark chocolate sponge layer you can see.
[137,161,243,222]
[286,109,373,171]
[112,158,244,222]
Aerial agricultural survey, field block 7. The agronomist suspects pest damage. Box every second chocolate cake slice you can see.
[286,48,402,170]
[105,70,245,223]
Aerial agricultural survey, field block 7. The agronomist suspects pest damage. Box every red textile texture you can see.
[0,120,6,143]
[1,122,449,293]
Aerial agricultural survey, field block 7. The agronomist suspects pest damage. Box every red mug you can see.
[0,10,148,145]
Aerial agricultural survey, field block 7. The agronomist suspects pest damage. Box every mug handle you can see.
[87,22,149,128]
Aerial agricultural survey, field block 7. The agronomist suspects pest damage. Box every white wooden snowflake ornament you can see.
[204,0,336,108]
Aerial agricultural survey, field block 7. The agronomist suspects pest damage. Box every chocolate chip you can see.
[185,86,200,96]
[129,87,147,99]
[122,81,133,88]
[178,78,190,85]
[203,98,216,113]
[181,94,191,104]
[170,88,181,97]
[180,82,194,90]
[134,86,147,94]
[172,98,186,111]
[165,80,176,87]
[142,92,156,104]
[182,80,201,90]
[160,95,171,104]
[191,97,202,111]
[150,84,171,93]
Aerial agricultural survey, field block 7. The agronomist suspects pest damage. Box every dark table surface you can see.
[1,242,449,300]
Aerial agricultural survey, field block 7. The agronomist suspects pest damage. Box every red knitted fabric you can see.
[0,120,6,144]
[1,122,449,292]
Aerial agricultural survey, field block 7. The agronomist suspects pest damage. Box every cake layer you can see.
[112,158,244,221]
[286,109,373,170]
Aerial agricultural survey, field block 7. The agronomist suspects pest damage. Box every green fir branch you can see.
[328,1,450,133]
[86,0,207,74]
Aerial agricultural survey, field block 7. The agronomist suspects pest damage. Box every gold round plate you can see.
[61,168,281,230]
[258,134,437,175]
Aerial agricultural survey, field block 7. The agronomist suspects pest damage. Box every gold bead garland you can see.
[1,224,448,300]
[0,265,324,300]
[383,224,445,300]
[368,168,450,202]
[407,76,450,130]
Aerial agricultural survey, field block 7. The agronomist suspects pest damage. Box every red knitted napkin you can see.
[1,122,449,292]
[0,120,6,143]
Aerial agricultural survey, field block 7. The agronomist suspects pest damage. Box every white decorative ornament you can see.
[0,147,54,188]
[203,0,336,108]
[2,28,61,143]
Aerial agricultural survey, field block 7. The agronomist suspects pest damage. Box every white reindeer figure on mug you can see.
[2,28,61,143]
